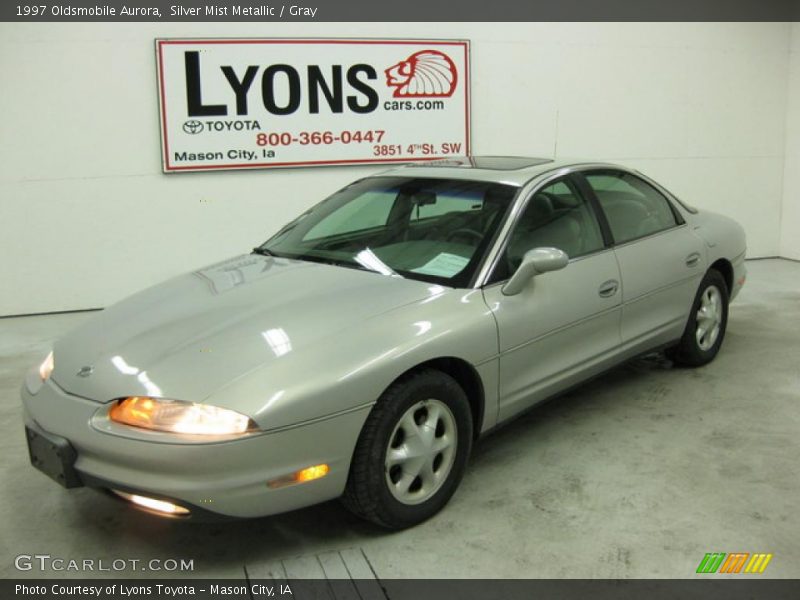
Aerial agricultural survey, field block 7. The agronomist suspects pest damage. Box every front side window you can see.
[259,177,518,287]
[490,177,605,282]
[584,171,679,244]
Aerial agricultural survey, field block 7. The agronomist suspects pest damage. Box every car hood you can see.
[51,254,438,403]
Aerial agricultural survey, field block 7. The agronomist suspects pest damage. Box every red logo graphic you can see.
[384,50,458,98]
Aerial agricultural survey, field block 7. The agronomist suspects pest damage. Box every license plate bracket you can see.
[25,426,82,488]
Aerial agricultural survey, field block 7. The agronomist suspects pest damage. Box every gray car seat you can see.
[507,193,584,268]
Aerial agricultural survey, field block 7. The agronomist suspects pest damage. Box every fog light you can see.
[267,464,330,489]
[112,490,190,516]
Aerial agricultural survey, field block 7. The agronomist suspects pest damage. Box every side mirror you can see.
[501,247,568,296]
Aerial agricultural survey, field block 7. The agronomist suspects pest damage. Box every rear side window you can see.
[585,171,679,244]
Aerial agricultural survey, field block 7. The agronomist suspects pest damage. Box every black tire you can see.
[342,369,473,530]
[669,269,729,367]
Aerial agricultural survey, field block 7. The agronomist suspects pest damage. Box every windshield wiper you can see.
[353,248,399,277]
[261,251,398,277]
[293,254,367,270]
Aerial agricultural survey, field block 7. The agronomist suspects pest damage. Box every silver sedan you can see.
[21,157,746,529]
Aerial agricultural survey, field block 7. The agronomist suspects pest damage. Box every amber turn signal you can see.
[267,464,330,489]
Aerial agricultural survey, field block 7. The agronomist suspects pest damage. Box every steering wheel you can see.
[446,228,483,245]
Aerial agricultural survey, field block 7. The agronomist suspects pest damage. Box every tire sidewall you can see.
[366,372,473,528]
[681,270,729,365]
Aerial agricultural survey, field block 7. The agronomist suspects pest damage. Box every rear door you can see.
[578,169,706,354]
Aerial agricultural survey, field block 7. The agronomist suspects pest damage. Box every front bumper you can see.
[21,379,370,519]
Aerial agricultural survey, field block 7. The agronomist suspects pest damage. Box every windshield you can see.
[258,176,518,287]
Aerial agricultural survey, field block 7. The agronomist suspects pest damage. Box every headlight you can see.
[109,396,257,435]
[39,351,54,382]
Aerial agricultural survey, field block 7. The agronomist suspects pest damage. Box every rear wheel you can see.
[669,269,729,367]
[342,369,473,529]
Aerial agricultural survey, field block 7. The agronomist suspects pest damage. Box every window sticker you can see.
[410,253,470,277]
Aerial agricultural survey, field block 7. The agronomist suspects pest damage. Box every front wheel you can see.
[342,369,473,529]
[669,269,729,367]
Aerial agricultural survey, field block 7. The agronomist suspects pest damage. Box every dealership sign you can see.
[155,39,471,172]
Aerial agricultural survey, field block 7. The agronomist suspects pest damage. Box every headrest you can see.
[529,192,555,221]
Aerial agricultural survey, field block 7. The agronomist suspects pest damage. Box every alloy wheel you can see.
[696,285,723,351]
[384,399,458,505]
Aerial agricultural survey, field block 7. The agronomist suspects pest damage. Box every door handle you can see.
[598,279,619,298]
[685,252,701,268]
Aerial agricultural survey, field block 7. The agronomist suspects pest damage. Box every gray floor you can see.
[1,259,798,580]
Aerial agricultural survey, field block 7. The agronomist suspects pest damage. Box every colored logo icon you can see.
[385,50,458,98]
[696,552,773,574]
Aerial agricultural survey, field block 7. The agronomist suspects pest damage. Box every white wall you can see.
[0,22,793,315]
[781,23,800,260]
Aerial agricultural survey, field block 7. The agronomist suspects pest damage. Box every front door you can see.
[482,176,623,422]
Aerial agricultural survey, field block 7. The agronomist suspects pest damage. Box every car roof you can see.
[374,156,621,187]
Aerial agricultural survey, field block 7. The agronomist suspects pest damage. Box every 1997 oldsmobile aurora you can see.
[22,157,746,529]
